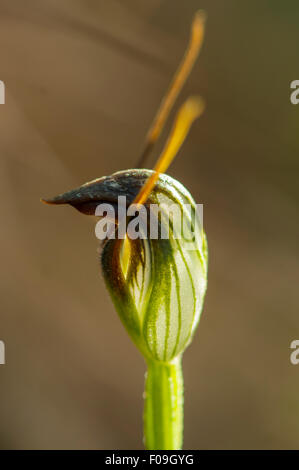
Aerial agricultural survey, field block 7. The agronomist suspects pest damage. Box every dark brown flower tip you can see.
[40,169,159,215]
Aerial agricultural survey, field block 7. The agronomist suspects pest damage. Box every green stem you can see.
[143,356,184,450]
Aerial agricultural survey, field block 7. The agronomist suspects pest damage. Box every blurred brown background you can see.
[0,0,299,449]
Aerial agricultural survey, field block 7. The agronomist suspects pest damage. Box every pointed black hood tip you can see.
[41,169,157,215]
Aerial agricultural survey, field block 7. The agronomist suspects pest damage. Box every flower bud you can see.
[42,169,208,362]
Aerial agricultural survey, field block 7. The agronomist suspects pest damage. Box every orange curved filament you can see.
[134,96,205,206]
[137,10,206,168]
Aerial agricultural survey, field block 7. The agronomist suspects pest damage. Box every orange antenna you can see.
[137,10,206,168]
[134,96,205,206]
